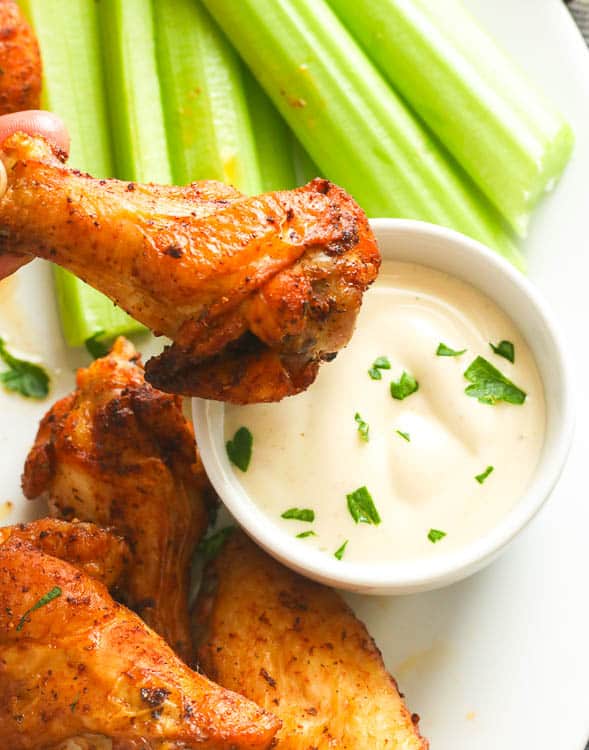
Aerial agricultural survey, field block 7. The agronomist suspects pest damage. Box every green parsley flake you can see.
[70,694,80,713]
[396,430,411,442]
[368,355,391,380]
[226,426,253,471]
[85,330,111,359]
[334,540,349,560]
[427,529,446,544]
[489,340,515,363]
[475,466,494,484]
[346,486,381,525]
[296,530,317,539]
[354,412,369,442]
[436,342,466,357]
[198,526,235,562]
[464,356,526,405]
[282,508,315,522]
[16,586,62,631]
[0,337,49,399]
[390,371,419,400]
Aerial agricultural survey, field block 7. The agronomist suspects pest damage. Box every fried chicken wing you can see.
[194,531,428,750]
[0,537,280,749]
[0,1,41,114]
[0,132,380,403]
[0,517,129,588]
[22,337,212,662]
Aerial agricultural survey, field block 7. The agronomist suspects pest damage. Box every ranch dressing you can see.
[224,261,545,564]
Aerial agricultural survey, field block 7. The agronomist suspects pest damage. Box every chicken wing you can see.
[22,337,213,662]
[0,132,380,403]
[0,1,41,114]
[194,531,428,750]
[0,536,280,749]
[0,517,129,588]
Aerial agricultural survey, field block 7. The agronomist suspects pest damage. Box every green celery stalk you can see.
[20,0,144,347]
[98,0,171,183]
[202,0,523,268]
[153,0,260,193]
[327,0,574,237]
[292,137,321,185]
[242,69,297,192]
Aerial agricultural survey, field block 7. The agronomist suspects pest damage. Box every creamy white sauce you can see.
[225,261,546,563]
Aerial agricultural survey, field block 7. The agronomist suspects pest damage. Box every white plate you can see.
[0,1,587,747]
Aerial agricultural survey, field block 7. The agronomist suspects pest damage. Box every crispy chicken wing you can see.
[22,337,212,662]
[194,531,428,750]
[0,132,380,403]
[0,517,129,588]
[0,537,280,749]
[0,1,41,114]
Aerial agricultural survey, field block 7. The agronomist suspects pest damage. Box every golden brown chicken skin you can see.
[0,132,380,403]
[22,337,213,662]
[194,531,428,750]
[0,1,41,114]
[0,517,129,588]
[0,536,280,750]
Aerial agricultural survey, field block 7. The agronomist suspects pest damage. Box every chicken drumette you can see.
[0,1,41,114]
[194,531,428,749]
[0,132,380,403]
[0,517,129,588]
[0,535,279,749]
[22,337,213,662]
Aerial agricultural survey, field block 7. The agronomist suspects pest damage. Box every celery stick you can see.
[292,138,321,185]
[98,0,171,183]
[20,0,111,176]
[202,0,523,268]
[242,69,297,192]
[154,0,260,193]
[328,0,574,237]
[21,0,144,346]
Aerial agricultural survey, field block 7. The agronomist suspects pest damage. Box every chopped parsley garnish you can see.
[296,530,317,539]
[390,371,419,400]
[368,355,391,380]
[334,540,349,560]
[0,337,49,399]
[85,330,110,359]
[198,526,235,562]
[436,342,466,357]
[70,694,80,713]
[354,412,369,442]
[346,486,381,525]
[16,586,62,631]
[464,356,526,405]
[427,528,446,544]
[282,507,315,522]
[396,430,411,442]
[475,466,494,484]
[226,426,253,471]
[489,340,515,363]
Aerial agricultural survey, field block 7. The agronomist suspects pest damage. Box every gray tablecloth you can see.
[566,0,589,39]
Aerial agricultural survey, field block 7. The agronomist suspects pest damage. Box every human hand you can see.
[0,110,69,280]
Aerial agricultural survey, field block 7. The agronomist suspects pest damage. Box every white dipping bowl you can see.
[193,219,574,595]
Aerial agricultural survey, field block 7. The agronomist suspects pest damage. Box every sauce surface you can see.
[225,261,546,563]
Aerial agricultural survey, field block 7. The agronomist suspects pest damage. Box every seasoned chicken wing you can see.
[0,1,41,114]
[22,337,212,662]
[0,517,129,588]
[194,531,428,750]
[0,537,280,749]
[0,132,380,403]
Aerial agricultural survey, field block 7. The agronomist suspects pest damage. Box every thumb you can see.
[0,110,69,158]
[0,110,69,199]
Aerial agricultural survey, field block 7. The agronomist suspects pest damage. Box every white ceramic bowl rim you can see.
[193,219,574,593]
